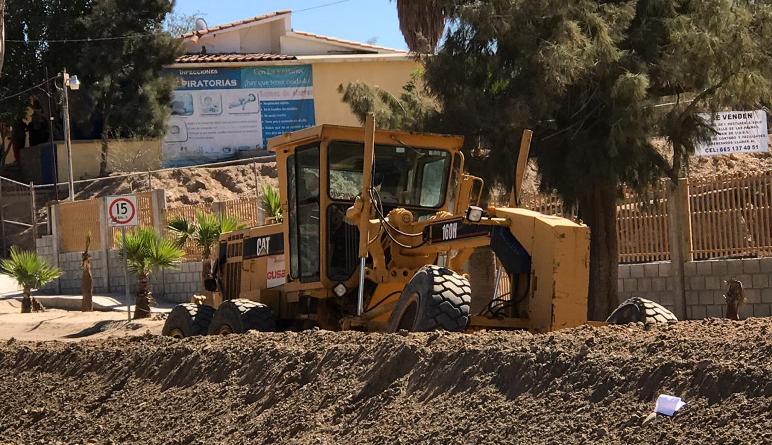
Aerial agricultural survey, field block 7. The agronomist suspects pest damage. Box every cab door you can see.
[286,143,320,282]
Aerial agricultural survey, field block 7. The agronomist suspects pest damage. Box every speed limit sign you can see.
[106,195,139,227]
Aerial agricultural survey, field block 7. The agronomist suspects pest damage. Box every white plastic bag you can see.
[655,394,686,416]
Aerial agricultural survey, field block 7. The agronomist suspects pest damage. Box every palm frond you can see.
[0,246,62,289]
[167,216,194,247]
[261,184,283,221]
[116,227,184,275]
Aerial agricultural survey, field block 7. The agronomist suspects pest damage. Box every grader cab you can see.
[162,116,590,337]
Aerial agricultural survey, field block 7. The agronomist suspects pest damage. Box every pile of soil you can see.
[0,318,769,444]
[74,161,279,207]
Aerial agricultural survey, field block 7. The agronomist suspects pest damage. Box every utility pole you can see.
[62,69,76,200]
[44,67,59,202]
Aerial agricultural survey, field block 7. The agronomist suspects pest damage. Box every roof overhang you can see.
[166,53,414,69]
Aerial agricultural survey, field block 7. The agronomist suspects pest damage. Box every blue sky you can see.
[174,0,408,50]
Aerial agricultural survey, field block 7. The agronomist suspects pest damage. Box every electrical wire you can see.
[6,33,158,44]
[0,75,60,104]
[295,0,351,13]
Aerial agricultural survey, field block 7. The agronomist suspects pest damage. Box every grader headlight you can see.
[465,206,484,223]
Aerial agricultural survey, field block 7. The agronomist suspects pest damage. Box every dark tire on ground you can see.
[606,297,678,325]
[162,303,215,338]
[387,265,471,332]
[207,299,275,335]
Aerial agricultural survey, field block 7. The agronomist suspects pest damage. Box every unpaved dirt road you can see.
[0,299,164,341]
[0,318,770,444]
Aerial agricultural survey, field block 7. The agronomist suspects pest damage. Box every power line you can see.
[0,75,60,104]
[5,33,158,44]
[295,0,352,13]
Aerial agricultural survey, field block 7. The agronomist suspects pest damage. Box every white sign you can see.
[106,195,139,227]
[266,254,286,288]
[696,110,768,156]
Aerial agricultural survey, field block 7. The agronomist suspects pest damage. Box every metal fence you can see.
[0,154,275,258]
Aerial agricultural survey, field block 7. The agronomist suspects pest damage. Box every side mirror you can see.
[203,277,217,292]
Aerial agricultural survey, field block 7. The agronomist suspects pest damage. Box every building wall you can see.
[618,258,772,319]
[54,139,162,183]
[311,59,419,126]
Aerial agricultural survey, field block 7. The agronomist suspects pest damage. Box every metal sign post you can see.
[106,195,139,320]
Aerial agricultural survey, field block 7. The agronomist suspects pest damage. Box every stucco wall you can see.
[55,139,162,182]
[311,59,419,126]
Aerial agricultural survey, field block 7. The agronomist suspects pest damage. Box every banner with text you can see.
[696,110,769,156]
[162,66,315,166]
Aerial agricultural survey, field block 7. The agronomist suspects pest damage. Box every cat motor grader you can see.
[162,115,590,337]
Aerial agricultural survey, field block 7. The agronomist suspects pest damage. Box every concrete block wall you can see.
[36,235,203,303]
[619,257,772,319]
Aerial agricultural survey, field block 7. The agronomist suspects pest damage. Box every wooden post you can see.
[50,203,61,293]
[253,160,265,225]
[667,177,692,320]
[510,129,533,207]
[99,198,110,293]
[0,178,5,256]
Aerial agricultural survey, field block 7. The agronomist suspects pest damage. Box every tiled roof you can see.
[175,53,297,63]
[180,10,291,39]
[291,31,404,53]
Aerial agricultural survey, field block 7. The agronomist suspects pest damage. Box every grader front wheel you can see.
[387,265,472,332]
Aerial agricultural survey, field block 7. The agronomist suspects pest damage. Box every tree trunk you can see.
[0,0,5,76]
[201,255,213,306]
[20,286,31,313]
[581,183,619,321]
[81,253,93,312]
[99,123,110,177]
[133,272,152,319]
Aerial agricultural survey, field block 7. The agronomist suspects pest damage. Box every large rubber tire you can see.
[387,265,472,332]
[207,299,276,335]
[606,297,678,325]
[162,303,215,338]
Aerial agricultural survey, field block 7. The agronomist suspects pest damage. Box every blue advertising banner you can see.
[163,66,315,167]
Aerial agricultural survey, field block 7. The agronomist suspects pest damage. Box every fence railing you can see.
[521,171,772,263]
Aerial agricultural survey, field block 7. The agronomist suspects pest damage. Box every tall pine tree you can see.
[422,0,770,320]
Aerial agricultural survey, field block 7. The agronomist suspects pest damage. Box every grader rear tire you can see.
[207,299,275,335]
[606,297,678,325]
[388,265,472,332]
[162,303,215,338]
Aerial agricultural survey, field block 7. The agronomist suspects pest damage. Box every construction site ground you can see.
[0,317,769,444]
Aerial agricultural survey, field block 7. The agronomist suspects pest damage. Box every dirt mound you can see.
[0,318,770,444]
[75,161,278,207]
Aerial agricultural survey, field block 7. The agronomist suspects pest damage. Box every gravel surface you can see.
[0,318,770,444]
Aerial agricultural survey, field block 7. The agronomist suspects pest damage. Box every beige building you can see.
[7,10,417,181]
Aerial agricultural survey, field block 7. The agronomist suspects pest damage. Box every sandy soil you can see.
[74,161,279,207]
[0,299,164,342]
[0,318,769,444]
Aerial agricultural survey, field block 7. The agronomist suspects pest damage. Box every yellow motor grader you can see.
[162,116,590,337]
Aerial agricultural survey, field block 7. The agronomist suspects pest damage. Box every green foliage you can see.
[260,184,283,222]
[168,212,244,258]
[0,246,62,290]
[116,227,184,276]
[338,70,436,131]
[0,0,181,175]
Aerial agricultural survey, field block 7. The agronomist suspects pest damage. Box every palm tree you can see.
[261,184,283,223]
[393,0,448,53]
[168,212,244,292]
[1,247,62,313]
[117,228,184,319]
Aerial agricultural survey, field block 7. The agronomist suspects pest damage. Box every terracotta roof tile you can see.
[180,10,290,39]
[175,53,297,63]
